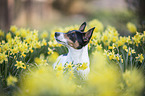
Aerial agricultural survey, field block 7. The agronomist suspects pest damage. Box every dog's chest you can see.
[53,53,90,77]
[53,45,90,77]
[54,53,89,67]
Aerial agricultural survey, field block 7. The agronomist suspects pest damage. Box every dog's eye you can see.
[71,33,75,37]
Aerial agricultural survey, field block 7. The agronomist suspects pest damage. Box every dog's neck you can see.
[66,45,89,64]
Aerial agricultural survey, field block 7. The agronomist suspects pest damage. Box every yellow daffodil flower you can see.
[7,75,17,86]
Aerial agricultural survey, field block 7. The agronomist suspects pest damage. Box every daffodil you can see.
[104,41,110,46]
[40,31,48,39]
[34,57,41,64]
[96,44,102,51]
[55,63,64,71]
[122,69,144,91]
[0,30,4,37]
[42,39,47,46]
[81,62,88,70]
[89,40,93,44]
[48,47,53,54]
[92,39,98,46]
[132,32,143,46]
[35,41,41,48]
[113,31,119,37]
[120,37,126,43]
[7,75,17,86]
[10,46,19,54]
[108,46,113,50]
[52,40,58,47]
[19,28,27,38]
[10,25,17,33]
[66,62,73,69]
[126,36,132,44]
[102,34,108,42]
[29,47,33,53]
[115,55,120,61]
[109,54,115,60]
[47,52,59,64]
[117,40,124,47]
[125,47,136,56]
[2,40,5,44]
[6,32,12,41]
[112,37,117,42]
[68,69,75,79]
[77,62,88,70]
[48,41,53,47]
[1,43,10,52]
[136,54,144,63]
[126,22,137,33]
[0,52,7,63]
[15,61,26,69]
[34,54,48,65]
[123,45,127,50]
[15,31,20,36]
[22,53,26,57]
[88,44,91,49]
[123,70,131,86]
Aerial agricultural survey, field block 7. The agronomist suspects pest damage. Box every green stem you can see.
[5,61,8,79]
[125,50,129,72]
[121,50,125,72]
[118,61,123,73]
[0,64,2,77]
[130,52,133,71]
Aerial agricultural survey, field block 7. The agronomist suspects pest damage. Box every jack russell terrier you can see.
[53,22,95,77]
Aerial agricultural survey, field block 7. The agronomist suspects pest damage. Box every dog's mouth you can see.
[54,32,67,45]
[56,38,61,42]
[55,38,66,44]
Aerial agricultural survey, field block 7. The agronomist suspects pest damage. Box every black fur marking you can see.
[63,54,68,56]
[67,30,87,49]
[66,31,77,43]
[66,29,92,49]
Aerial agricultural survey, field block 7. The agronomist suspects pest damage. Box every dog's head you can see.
[55,22,95,49]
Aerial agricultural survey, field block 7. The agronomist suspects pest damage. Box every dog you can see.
[53,22,95,77]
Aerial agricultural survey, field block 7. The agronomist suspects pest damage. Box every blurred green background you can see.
[0,0,145,35]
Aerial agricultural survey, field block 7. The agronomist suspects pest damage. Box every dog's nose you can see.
[55,32,60,37]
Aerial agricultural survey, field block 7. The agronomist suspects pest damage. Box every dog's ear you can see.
[79,22,86,32]
[83,27,95,42]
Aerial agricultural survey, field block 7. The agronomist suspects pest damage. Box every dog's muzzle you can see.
[55,32,67,45]
[55,32,60,37]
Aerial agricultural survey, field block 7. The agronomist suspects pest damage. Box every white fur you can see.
[53,32,90,77]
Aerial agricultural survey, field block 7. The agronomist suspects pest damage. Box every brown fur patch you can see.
[64,33,79,49]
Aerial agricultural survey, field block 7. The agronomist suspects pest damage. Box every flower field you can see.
[0,19,144,96]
